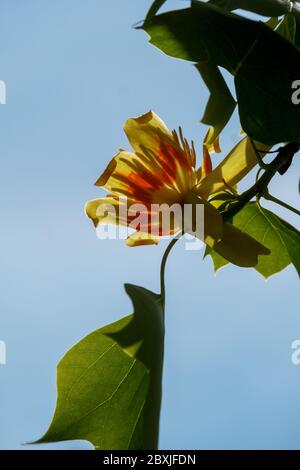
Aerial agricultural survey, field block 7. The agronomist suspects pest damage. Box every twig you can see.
[222,143,299,221]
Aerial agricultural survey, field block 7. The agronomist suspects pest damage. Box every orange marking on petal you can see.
[157,144,177,180]
[158,140,191,185]
[202,148,213,177]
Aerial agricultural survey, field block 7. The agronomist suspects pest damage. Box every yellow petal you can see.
[95,111,197,204]
[85,195,178,240]
[126,231,159,247]
[198,128,221,179]
[201,147,213,179]
[94,149,181,204]
[85,196,129,227]
[208,222,270,267]
[124,111,196,195]
[203,127,221,154]
[197,137,271,199]
[124,110,174,156]
[94,150,137,192]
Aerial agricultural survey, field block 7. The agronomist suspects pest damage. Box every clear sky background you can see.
[0,0,300,450]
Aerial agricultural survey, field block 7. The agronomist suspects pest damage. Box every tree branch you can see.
[222,143,299,221]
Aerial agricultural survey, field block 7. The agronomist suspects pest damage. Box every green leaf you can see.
[142,1,300,144]
[35,284,164,450]
[196,62,236,143]
[205,245,229,272]
[207,202,300,278]
[265,212,300,277]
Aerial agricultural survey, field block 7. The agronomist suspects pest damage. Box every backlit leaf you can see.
[35,284,164,450]
[207,202,300,278]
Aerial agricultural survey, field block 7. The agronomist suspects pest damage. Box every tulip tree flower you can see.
[85,111,269,267]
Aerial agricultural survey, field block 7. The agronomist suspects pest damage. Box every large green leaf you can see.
[207,202,300,278]
[142,1,300,144]
[35,284,164,450]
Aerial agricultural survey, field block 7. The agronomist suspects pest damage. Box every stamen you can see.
[172,129,180,146]
[173,126,197,168]
[191,140,196,167]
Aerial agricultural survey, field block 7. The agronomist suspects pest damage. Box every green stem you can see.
[263,192,300,216]
[160,236,180,308]
[145,0,167,21]
[141,235,180,450]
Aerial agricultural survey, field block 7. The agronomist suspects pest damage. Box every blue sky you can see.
[0,0,300,450]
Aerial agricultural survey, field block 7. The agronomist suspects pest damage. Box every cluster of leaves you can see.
[36,0,300,450]
[143,0,300,144]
